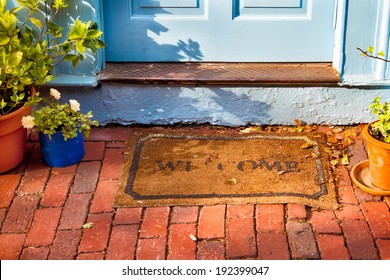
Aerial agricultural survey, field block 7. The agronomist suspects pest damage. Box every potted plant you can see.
[0,0,104,172]
[22,88,98,167]
[350,47,390,195]
[355,97,390,193]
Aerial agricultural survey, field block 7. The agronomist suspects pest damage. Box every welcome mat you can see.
[115,127,338,210]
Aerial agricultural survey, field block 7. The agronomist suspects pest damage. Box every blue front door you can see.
[103,0,335,62]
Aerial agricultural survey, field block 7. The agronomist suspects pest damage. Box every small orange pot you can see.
[0,88,35,173]
[362,122,390,191]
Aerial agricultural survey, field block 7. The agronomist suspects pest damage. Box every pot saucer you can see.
[350,160,390,196]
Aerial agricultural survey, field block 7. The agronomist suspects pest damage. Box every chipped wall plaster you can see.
[43,84,390,126]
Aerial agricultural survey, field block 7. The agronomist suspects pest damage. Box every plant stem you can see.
[357,47,390,63]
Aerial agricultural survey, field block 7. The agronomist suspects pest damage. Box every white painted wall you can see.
[46,85,390,126]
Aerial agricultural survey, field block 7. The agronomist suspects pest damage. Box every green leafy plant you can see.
[22,88,98,140]
[0,0,104,116]
[369,97,390,143]
[357,46,390,143]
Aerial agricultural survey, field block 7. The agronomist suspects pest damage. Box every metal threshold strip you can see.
[98,62,340,86]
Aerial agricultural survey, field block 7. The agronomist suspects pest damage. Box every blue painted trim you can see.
[340,0,390,86]
[46,75,98,87]
[44,0,104,87]
[9,0,390,86]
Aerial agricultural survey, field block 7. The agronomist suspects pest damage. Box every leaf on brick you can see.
[189,234,197,241]
[341,154,350,166]
[240,126,262,133]
[294,119,305,132]
[83,222,94,229]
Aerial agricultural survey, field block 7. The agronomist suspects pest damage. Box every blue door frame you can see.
[98,0,390,85]
[103,0,336,62]
[7,0,390,86]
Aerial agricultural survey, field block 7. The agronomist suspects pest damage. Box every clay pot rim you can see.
[0,103,31,121]
[0,87,35,122]
[362,122,390,150]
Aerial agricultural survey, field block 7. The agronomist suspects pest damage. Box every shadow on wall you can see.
[87,85,272,126]
[38,1,271,125]
[103,0,204,62]
[100,1,271,125]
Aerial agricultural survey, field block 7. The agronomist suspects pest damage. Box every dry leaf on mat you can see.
[301,142,314,149]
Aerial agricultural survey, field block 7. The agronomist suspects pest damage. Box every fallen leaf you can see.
[330,159,339,166]
[301,142,314,149]
[294,119,305,132]
[341,154,350,165]
[342,137,354,147]
[83,222,94,229]
[189,234,197,241]
[344,128,358,138]
[240,126,262,133]
[333,128,344,133]
[330,149,342,158]
[311,153,319,159]
[326,132,338,145]
[224,178,238,185]
[286,126,297,133]
[342,129,358,147]
[305,124,318,133]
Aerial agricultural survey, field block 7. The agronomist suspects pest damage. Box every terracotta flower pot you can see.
[0,104,32,173]
[362,123,390,191]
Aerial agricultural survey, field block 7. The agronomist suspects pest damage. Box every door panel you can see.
[243,0,302,8]
[103,0,335,62]
[140,0,198,8]
[234,0,308,18]
[131,0,205,17]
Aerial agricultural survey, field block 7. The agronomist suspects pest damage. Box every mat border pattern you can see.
[125,134,329,201]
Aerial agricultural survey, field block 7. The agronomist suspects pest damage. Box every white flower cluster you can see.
[50,88,61,100]
[21,88,82,129]
[50,88,80,112]
[69,99,80,112]
[21,115,35,129]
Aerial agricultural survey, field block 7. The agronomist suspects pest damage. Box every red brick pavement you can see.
[0,126,389,260]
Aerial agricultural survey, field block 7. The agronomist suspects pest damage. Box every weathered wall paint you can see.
[43,85,390,126]
[342,0,390,84]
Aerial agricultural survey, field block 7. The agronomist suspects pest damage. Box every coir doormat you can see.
[115,127,338,210]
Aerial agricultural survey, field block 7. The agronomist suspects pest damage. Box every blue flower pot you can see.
[39,131,85,167]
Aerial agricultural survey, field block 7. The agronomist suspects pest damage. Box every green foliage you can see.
[0,0,104,116]
[365,46,385,58]
[357,46,389,62]
[358,46,390,143]
[26,89,98,140]
[369,97,390,143]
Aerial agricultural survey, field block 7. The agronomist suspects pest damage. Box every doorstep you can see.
[98,62,340,86]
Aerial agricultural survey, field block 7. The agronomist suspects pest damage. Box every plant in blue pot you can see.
[0,0,104,172]
[22,88,98,167]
